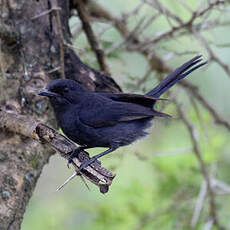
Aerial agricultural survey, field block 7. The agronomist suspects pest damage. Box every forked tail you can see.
[146,55,207,98]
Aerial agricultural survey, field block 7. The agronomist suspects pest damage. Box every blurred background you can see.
[21,0,230,229]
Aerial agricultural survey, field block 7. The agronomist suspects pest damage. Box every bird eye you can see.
[63,87,69,93]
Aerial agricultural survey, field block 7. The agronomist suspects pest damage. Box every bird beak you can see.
[38,89,59,97]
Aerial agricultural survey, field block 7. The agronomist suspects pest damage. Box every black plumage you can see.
[39,55,206,170]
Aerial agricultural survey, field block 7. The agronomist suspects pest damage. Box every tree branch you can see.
[176,102,222,229]
[180,80,230,131]
[51,0,66,78]
[0,110,115,194]
[72,0,110,75]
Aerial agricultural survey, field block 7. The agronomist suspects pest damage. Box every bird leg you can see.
[67,146,90,168]
[77,147,117,172]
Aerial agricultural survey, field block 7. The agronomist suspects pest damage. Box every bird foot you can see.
[67,148,81,168]
[77,156,97,172]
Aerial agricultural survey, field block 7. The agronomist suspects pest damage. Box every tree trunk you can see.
[0,0,120,229]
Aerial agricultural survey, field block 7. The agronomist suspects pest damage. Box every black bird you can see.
[39,56,206,171]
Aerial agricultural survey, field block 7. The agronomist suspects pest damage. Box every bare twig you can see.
[73,0,110,74]
[0,110,115,193]
[212,178,230,194]
[191,180,207,228]
[31,7,61,20]
[69,0,229,227]
[204,219,214,230]
[142,0,183,25]
[189,95,209,139]
[140,0,225,47]
[56,170,91,192]
[81,0,230,133]
[176,102,221,229]
[180,80,230,131]
[56,171,79,191]
[177,0,193,12]
[193,29,230,77]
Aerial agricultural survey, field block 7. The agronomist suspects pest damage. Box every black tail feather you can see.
[146,55,206,98]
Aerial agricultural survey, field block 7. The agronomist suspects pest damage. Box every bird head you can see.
[38,79,85,106]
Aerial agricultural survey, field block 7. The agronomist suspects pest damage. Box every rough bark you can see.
[0,0,121,229]
[0,110,115,191]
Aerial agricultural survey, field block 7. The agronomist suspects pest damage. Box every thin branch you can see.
[189,95,209,139]
[56,171,91,191]
[193,29,230,77]
[180,80,230,131]
[84,0,230,133]
[191,180,207,228]
[0,110,115,193]
[178,0,193,12]
[131,67,153,92]
[81,0,170,73]
[212,178,230,194]
[73,0,110,74]
[31,7,61,20]
[140,0,226,47]
[142,0,183,25]
[176,102,221,229]
[195,0,225,18]
[204,219,214,230]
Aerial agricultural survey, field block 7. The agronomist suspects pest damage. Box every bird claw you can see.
[67,158,73,168]
[78,157,96,172]
[67,148,80,168]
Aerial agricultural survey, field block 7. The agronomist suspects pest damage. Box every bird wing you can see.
[100,93,167,108]
[79,95,170,128]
